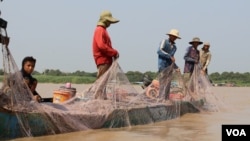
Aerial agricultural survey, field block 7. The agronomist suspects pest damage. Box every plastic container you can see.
[53,86,77,103]
[53,90,72,103]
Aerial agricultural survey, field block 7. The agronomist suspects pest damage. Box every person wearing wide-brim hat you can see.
[92,10,120,80]
[183,37,203,82]
[166,29,181,39]
[189,37,203,45]
[157,29,181,73]
[156,29,181,100]
[199,42,212,75]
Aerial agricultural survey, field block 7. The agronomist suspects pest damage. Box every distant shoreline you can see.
[1,82,250,99]
[36,83,250,98]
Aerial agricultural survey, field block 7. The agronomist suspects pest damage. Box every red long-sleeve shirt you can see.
[92,26,118,66]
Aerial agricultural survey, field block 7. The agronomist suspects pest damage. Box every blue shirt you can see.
[157,39,178,72]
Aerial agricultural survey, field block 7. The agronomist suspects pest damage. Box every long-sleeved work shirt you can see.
[199,49,211,70]
[183,46,199,73]
[92,26,118,67]
[157,39,178,72]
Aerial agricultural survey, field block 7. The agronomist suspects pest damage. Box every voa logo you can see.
[226,129,246,136]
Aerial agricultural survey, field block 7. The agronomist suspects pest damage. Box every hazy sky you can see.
[0,0,249,74]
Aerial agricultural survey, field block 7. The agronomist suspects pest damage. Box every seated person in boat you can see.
[21,56,42,102]
[1,56,42,102]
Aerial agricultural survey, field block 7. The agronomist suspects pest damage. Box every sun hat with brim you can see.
[189,37,203,45]
[97,10,119,26]
[203,42,210,46]
[166,29,181,39]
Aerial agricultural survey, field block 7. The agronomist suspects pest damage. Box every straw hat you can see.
[97,10,119,26]
[204,42,210,46]
[189,37,203,45]
[166,29,181,39]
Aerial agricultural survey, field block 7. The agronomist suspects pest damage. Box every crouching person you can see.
[1,56,42,103]
[21,56,42,102]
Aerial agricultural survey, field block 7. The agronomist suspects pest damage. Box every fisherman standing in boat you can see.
[157,29,181,73]
[157,29,181,100]
[92,10,120,79]
[183,37,203,83]
[199,42,212,83]
[199,42,212,75]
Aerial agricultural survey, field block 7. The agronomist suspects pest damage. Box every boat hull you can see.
[0,100,200,140]
[102,101,200,128]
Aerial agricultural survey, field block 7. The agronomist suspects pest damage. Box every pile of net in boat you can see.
[0,42,227,139]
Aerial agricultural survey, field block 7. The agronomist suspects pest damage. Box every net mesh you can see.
[0,41,227,140]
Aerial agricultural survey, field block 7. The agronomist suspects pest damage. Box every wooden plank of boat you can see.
[0,107,59,139]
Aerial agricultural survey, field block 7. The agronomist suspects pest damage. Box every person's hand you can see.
[195,59,199,64]
[170,57,175,63]
[175,68,180,73]
[200,67,207,75]
[202,67,206,71]
[200,70,205,75]
[33,95,42,103]
[114,53,119,59]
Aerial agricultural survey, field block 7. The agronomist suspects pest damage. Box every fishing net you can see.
[0,41,226,140]
[184,64,228,112]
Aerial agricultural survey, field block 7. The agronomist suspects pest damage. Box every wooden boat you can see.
[0,97,203,140]
[102,100,201,128]
[0,2,214,140]
[0,64,208,140]
[0,54,208,140]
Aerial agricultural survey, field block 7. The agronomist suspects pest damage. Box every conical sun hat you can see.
[166,29,181,39]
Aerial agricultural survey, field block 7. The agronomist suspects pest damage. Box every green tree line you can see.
[0,69,250,86]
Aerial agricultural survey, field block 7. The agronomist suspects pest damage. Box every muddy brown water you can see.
[6,84,250,141]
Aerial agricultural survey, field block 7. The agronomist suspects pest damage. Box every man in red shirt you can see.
[92,10,119,79]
